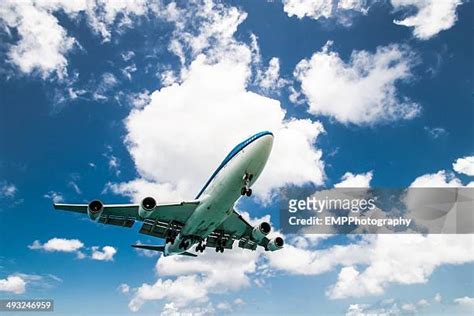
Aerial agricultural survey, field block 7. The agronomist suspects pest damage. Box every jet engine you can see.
[267,237,284,251]
[139,196,156,219]
[87,200,104,221]
[251,222,271,242]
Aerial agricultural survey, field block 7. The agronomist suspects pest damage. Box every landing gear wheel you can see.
[248,174,253,181]
[241,187,247,196]
[245,188,252,197]
[220,247,224,253]
[215,247,220,253]
[179,240,189,250]
[196,242,206,253]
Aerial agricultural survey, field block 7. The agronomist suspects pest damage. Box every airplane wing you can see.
[209,209,271,251]
[53,201,200,228]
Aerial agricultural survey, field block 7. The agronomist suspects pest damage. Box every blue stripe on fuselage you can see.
[194,131,273,199]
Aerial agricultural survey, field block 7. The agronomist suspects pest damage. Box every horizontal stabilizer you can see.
[131,244,165,252]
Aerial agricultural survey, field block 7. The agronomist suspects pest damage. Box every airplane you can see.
[54,131,284,257]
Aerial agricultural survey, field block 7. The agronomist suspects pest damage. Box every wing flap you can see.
[98,215,135,228]
[215,210,270,250]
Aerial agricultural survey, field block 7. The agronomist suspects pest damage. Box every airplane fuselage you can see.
[164,131,274,256]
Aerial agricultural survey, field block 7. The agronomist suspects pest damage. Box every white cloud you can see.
[129,246,260,312]
[29,238,117,261]
[128,212,269,312]
[160,0,247,65]
[294,41,420,125]
[0,275,26,294]
[401,303,417,312]
[255,57,288,93]
[326,234,474,299]
[118,283,130,294]
[334,171,373,188]
[392,0,465,40]
[434,293,442,303]
[43,191,64,203]
[424,126,447,139]
[121,50,135,61]
[0,181,16,198]
[453,156,474,176]
[282,0,371,21]
[92,72,119,101]
[283,0,333,19]
[112,47,325,202]
[454,296,474,308]
[91,246,117,261]
[0,1,76,79]
[410,170,462,187]
[68,180,82,194]
[128,90,151,109]
[29,238,84,253]
[417,299,430,308]
[0,0,151,79]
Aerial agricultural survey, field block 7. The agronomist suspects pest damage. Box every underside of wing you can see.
[54,199,200,231]
[138,201,200,239]
[211,209,283,252]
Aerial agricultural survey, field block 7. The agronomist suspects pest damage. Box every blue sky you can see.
[0,0,473,315]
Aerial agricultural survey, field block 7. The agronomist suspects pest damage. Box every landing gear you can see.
[215,237,225,253]
[241,173,253,196]
[179,240,189,250]
[196,241,206,253]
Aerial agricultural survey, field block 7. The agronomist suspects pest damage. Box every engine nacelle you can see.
[87,200,104,221]
[267,237,284,251]
[139,197,156,219]
[251,222,271,242]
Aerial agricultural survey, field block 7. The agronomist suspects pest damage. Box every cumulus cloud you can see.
[29,238,116,261]
[91,246,117,261]
[128,246,260,312]
[392,0,465,40]
[325,234,474,299]
[294,41,420,125]
[410,170,462,187]
[159,0,247,65]
[110,5,325,202]
[112,54,325,201]
[0,0,152,79]
[254,57,288,93]
[29,238,84,253]
[334,171,373,188]
[453,156,474,176]
[282,0,371,21]
[454,296,474,308]
[0,275,26,294]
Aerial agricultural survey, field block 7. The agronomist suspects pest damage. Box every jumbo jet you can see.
[54,131,284,257]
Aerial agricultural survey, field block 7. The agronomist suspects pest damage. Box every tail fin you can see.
[131,244,165,252]
[131,244,198,257]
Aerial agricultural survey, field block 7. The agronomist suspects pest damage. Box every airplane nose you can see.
[259,133,274,152]
[253,133,273,159]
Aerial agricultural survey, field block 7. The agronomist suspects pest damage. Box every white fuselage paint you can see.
[164,133,274,256]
